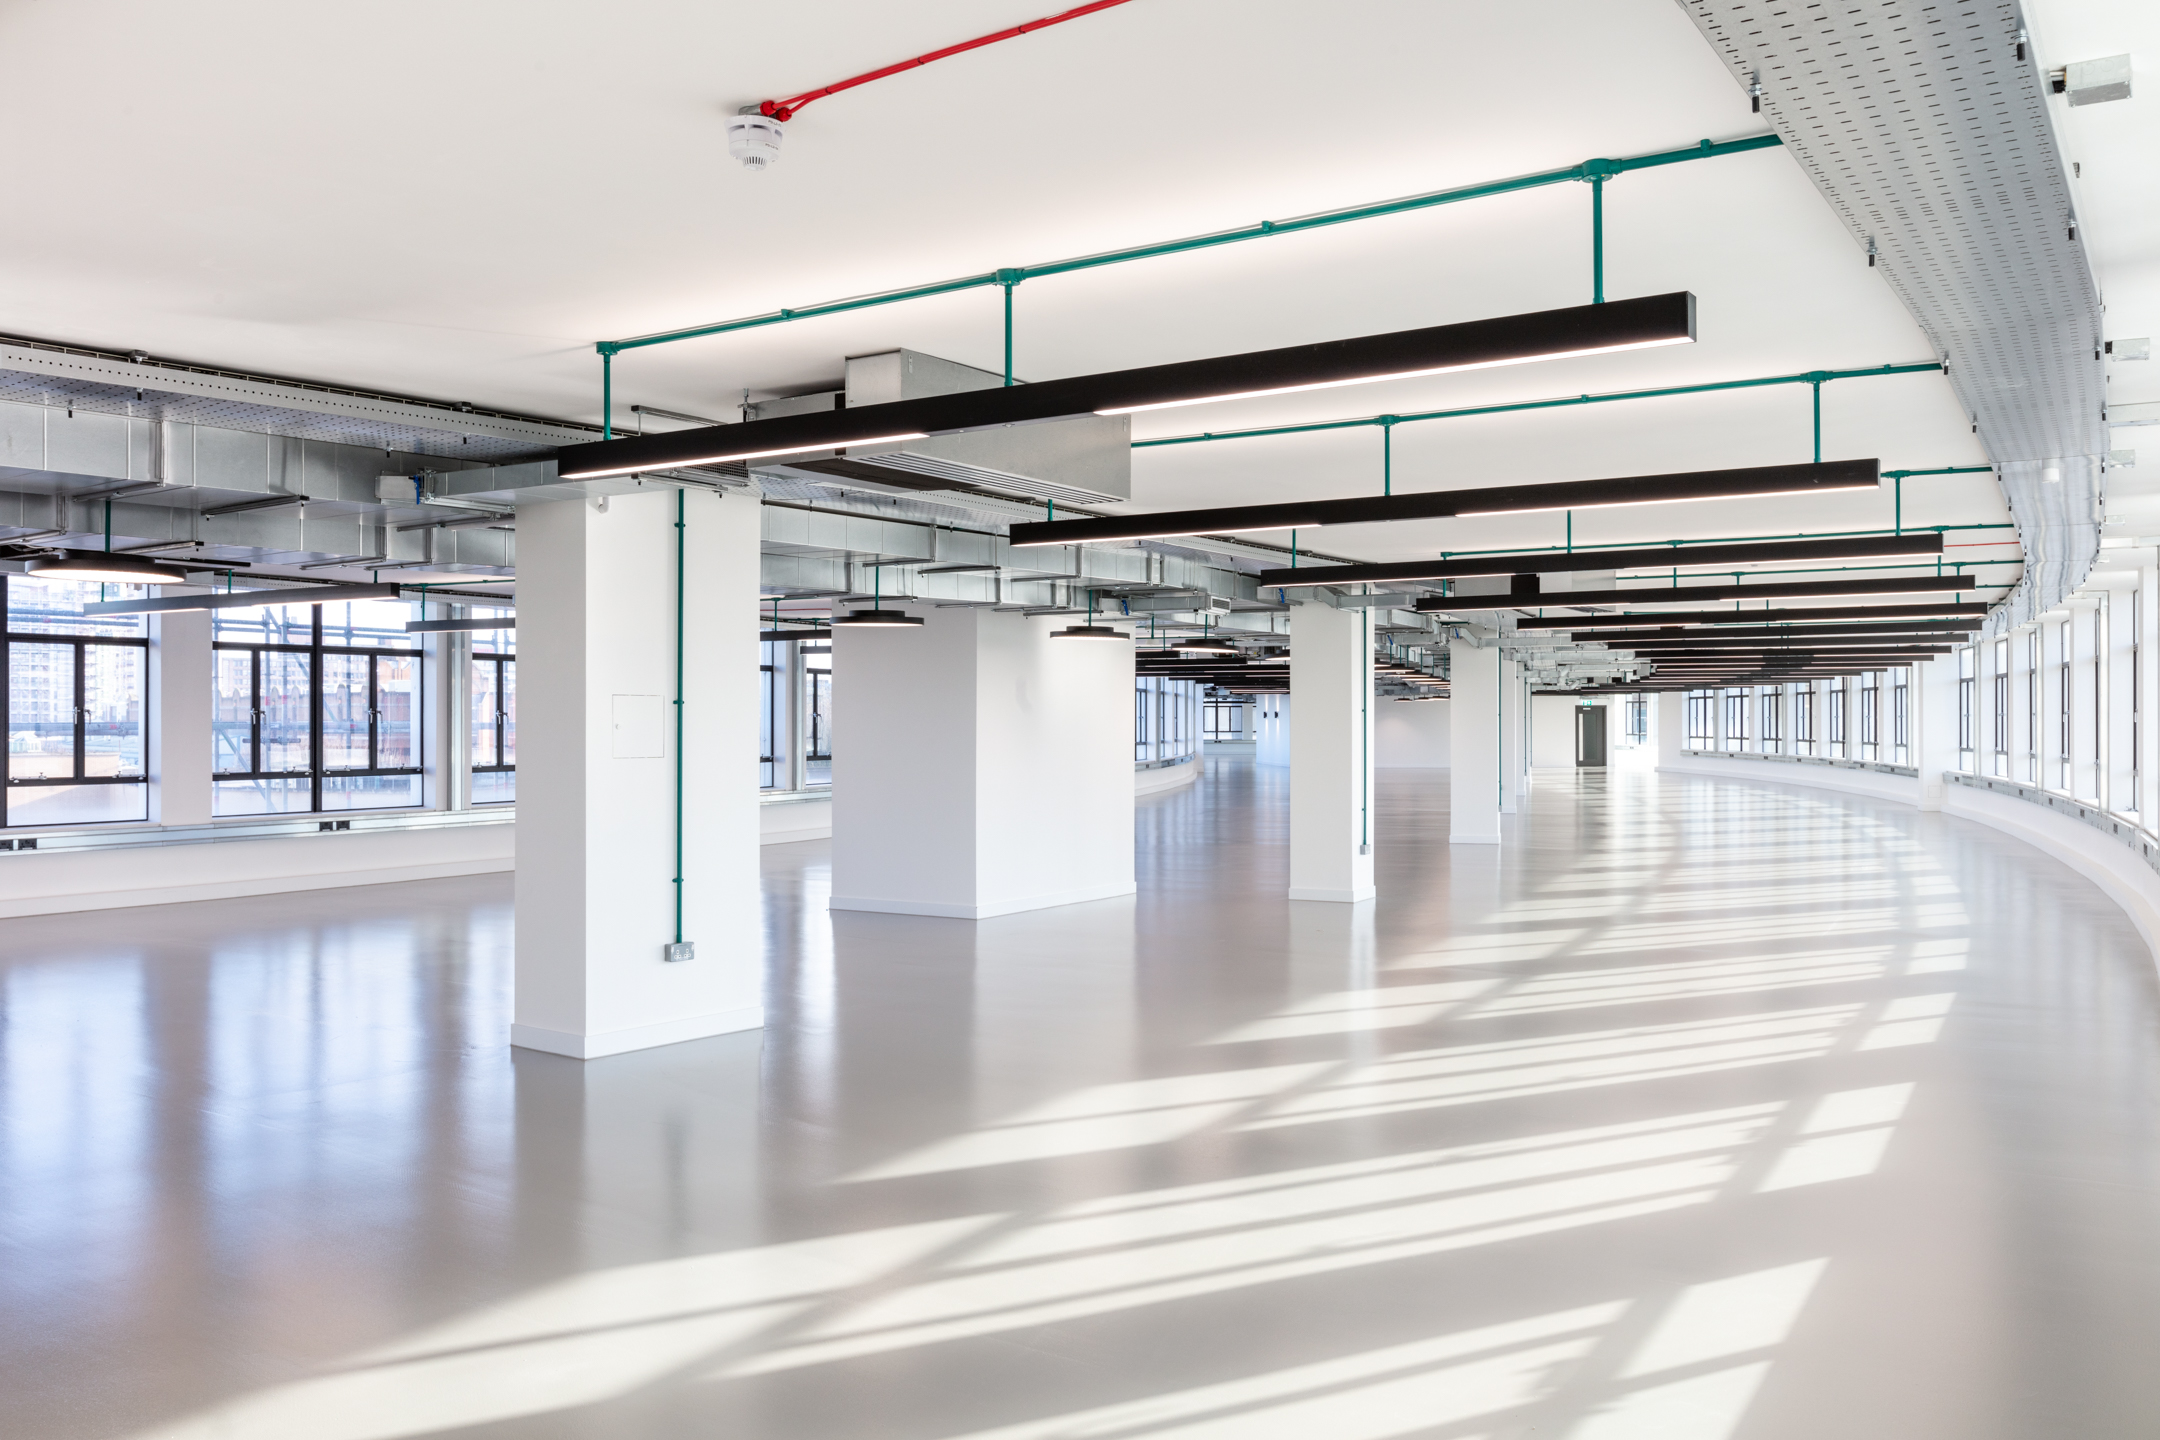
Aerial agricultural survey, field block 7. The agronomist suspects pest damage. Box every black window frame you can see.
[212,604,423,813]
[3,578,151,827]
[472,650,515,782]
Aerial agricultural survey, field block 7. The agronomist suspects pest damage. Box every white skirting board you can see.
[510,1004,765,1060]
[829,878,1137,920]
[0,823,515,920]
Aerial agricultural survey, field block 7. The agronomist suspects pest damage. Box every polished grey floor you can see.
[6,762,2160,1439]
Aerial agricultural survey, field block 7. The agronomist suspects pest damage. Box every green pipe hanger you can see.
[1134,362,1944,450]
[593,134,1781,360]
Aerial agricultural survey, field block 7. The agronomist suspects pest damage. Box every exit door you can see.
[1575,705,1608,768]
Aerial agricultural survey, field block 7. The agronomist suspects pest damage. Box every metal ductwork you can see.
[1677,0,2099,635]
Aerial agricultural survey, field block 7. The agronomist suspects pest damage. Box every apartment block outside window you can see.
[4,576,149,827]
[212,599,422,816]
[469,608,515,806]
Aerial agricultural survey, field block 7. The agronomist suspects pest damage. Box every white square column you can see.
[512,487,764,1060]
[1656,690,1686,767]
[830,606,1134,918]
[150,609,212,826]
[1289,600,1375,902]
[1913,657,1960,812]
[1500,651,1525,811]
[1449,638,1502,844]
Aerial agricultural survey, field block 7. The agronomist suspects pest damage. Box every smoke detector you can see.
[728,108,785,170]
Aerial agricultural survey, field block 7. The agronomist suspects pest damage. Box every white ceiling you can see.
[0,0,2052,583]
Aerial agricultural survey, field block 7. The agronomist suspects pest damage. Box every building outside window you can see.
[1202,701,1244,741]
[212,598,422,816]
[4,576,149,827]
[802,643,832,785]
[469,607,515,805]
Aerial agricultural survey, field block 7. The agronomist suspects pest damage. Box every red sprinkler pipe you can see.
[758,0,1140,121]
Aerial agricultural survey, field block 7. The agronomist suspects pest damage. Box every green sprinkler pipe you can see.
[602,353,614,441]
[594,135,1782,358]
[672,489,686,947]
[1134,362,1943,449]
[1811,375,1823,463]
[1590,173,1606,305]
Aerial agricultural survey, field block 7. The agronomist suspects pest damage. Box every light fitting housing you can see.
[1266,532,1945,588]
[1170,635,1240,655]
[1519,601,1991,629]
[830,608,924,628]
[554,294,1698,481]
[26,550,189,585]
[1050,624,1130,640]
[1423,573,1973,610]
[1008,457,1876,549]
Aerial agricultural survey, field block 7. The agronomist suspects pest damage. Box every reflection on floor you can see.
[6,763,2160,1439]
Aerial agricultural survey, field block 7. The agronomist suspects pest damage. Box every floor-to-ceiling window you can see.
[4,576,149,827]
[1792,684,1814,755]
[1136,676,1200,764]
[1827,682,1846,758]
[213,598,422,815]
[1892,667,1911,765]
[1759,686,1782,752]
[1957,645,1977,772]
[802,643,832,785]
[1992,637,2009,777]
[469,608,515,806]
[1860,672,1880,761]
[1686,690,1714,745]
[1723,688,1748,750]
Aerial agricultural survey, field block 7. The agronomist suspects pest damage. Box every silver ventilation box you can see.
[756,349,1131,506]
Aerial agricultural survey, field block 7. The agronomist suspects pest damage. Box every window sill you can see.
[0,807,513,855]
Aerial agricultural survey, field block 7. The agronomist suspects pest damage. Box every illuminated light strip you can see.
[1095,337,1693,414]
[1012,459,1878,550]
[556,293,1696,480]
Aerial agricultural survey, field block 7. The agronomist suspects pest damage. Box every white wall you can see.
[1375,698,1449,767]
[1530,695,1578,768]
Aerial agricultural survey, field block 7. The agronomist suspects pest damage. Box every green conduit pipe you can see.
[1811,376,1823,463]
[593,134,1782,359]
[1590,173,1605,305]
[1134,362,1943,449]
[602,353,614,441]
[673,489,686,949]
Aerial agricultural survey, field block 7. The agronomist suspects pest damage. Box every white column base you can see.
[511,1005,765,1060]
[829,878,1136,920]
[1288,884,1377,903]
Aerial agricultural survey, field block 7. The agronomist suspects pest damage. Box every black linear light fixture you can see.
[28,550,190,585]
[1423,573,1974,611]
[1264,532,1944,588]
[1519,602,1991,630]
[1579,620,1982,643]
[1008,458,1877,549]
[553,294,1698,481]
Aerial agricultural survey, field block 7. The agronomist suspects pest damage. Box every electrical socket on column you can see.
[663,942,695,963]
